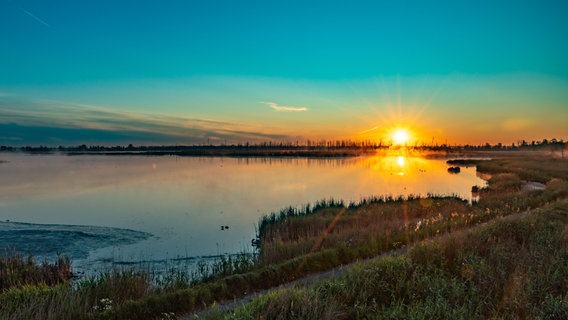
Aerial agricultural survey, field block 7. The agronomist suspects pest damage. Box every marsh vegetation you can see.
[1,153,567,319]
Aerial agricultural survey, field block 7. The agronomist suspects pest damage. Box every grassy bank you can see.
[1,153,567,319]
[0,254,257,320]
[224,199,568,319]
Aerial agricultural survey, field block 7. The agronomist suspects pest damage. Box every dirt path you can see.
[178,247,407,319]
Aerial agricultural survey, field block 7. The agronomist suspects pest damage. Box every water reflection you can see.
[0,153,486,273]
[397,156,405,175]
[397,156,405,167]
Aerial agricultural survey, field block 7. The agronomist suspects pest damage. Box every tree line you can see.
[0,138,565,154]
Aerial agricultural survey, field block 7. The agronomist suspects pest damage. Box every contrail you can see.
[358,126,379,135]
[21,8,50,27]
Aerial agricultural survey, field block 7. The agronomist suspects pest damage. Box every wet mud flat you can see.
[0,221,151,263]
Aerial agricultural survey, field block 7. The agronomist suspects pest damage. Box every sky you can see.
[1,0,567,146]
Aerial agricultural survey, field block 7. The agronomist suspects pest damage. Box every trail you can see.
[181,247,407,319]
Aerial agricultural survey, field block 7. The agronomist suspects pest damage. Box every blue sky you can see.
[1,0,567,145]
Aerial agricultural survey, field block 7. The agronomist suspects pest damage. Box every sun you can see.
[392,128,410,146]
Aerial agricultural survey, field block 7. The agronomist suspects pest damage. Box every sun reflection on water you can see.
[397,156,405,167]
[396,156,406,175]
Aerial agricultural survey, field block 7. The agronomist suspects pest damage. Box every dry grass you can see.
[0,253,72,290]
[258,196,474,265]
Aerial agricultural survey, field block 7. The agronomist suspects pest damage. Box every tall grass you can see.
[225,198,568,319]
[0,253,256,320]
[257,195,474,265]
[0,252,72,290]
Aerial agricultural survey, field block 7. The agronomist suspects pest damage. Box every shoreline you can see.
[1,145,565,159]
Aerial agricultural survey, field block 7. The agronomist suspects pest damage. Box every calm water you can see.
[0,153,485,273]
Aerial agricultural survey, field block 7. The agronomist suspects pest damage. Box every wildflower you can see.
[93,298,113,312]
[160,312,176,320]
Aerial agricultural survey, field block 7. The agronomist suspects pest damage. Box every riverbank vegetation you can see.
[223,199,568,319]
[0,253,72,291]
[0,153,567,319]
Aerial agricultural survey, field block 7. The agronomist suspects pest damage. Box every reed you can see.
[0,253,72,290]
[257,195,474,265]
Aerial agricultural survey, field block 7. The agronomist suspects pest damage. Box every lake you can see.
[0,152,486,274]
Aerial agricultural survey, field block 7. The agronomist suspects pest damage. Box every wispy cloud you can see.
[0,98,291,145]
[20,7,50,27]
[261,101,308,112]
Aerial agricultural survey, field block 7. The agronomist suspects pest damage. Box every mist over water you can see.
[0,153,486,274]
